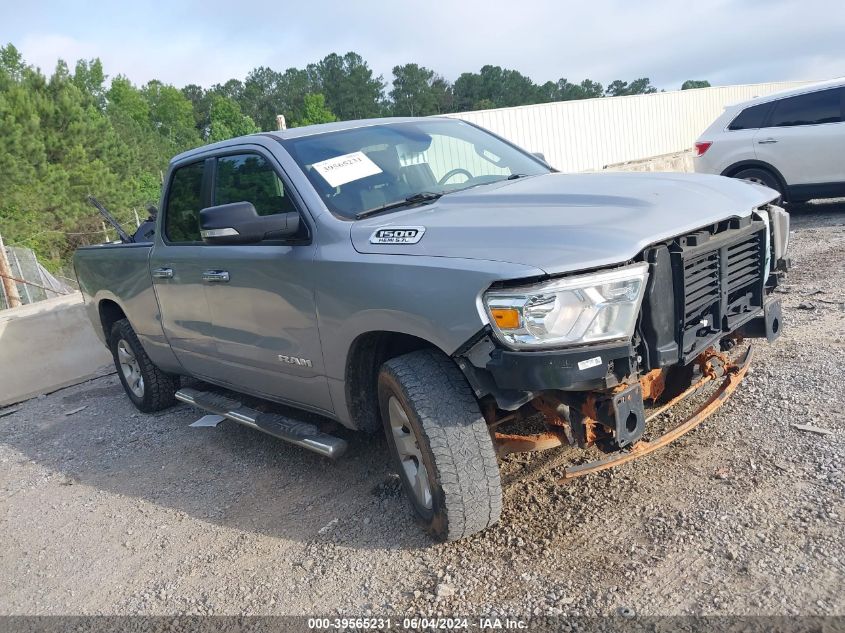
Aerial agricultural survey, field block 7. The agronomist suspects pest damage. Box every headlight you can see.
[484,263,649,349]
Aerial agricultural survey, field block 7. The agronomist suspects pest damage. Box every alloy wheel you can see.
[117,339,145,398]
[387,396,433,509]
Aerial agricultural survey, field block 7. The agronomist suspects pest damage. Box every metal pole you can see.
[0,232,22,308]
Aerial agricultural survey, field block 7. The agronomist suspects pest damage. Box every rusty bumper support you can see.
[493,431,567,458]
[559,345,754,481]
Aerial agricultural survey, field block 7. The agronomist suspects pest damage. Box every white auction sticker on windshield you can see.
[312,151,382,187]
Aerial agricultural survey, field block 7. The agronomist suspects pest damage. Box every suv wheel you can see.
[732,167,784,202]
[109,318,179,412]
[377,349,502,541]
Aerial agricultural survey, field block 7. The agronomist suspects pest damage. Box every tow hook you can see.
[582,382,647,449]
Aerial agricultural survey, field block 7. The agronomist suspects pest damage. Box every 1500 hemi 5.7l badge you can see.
[369,226,426,244]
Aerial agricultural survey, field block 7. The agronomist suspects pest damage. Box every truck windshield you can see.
[281,119,551,219]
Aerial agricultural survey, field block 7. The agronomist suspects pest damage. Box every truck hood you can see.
[350,172,777,275]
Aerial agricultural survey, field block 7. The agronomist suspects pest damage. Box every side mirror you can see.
[532,152,547,163]
[199,201,300,244]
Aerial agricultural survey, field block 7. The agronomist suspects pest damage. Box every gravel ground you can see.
[1,202,843,618]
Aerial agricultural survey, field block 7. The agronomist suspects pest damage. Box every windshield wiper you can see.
[507,173,529,180]
[355,192,443,220]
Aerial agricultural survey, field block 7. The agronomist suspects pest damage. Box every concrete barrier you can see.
[0,293,113,407]
[603,149,695,173]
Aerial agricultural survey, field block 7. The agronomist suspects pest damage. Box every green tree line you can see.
[0,42,709,272]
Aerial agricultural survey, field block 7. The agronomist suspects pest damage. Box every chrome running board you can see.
[175,387,347,460]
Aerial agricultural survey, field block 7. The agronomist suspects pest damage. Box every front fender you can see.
[314,254,544,382]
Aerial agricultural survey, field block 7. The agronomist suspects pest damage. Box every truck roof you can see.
[170,116,452,164]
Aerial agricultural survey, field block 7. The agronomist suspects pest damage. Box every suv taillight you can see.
[694,141,713,156]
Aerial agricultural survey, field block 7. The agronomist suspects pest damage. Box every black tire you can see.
[377,349,502,541]
[732,167,784,202]
[109,318,178,413]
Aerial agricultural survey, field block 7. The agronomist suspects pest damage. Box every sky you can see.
[1,0,843,91]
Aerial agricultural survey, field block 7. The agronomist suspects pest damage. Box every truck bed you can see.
[73,242,157,343]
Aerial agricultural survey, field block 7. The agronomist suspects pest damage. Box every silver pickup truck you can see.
[74,117,790,541]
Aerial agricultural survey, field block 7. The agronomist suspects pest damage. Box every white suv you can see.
[694,78,845,203]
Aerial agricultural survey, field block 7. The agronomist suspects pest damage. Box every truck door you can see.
[148,158,219,377]
[197,150,333,414]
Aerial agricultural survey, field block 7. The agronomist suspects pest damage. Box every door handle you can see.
[152,267,173,279]
[757,138,778,144]
[202,270,230,283]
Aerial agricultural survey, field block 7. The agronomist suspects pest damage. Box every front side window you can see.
[768,88,843,127]
[214,154,297,216]
[164,161,205,243]
[282,119,550,219]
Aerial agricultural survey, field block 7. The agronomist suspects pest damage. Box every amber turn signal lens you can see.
[491,308,520,329]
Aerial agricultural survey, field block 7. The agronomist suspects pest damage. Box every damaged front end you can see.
[484,344,753,481]
[456,204,789,476]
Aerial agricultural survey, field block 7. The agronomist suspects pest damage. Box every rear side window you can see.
[728,102,772,130]
[214,154,297,216]
[164,161,205,243]
[768,88,843,127]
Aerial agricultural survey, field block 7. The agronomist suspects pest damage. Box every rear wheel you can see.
[732,167,784,202]
[377,349,502,541]
[109,318,178,412]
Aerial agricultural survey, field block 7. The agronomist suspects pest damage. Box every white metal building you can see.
[445,81,812,173]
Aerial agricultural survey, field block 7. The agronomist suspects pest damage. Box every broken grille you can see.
[674,226,765,362]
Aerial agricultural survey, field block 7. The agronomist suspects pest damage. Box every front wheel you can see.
[109,318,178,413]
[377,349,502,541]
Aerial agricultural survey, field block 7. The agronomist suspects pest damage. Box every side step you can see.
[175,388,347,459]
